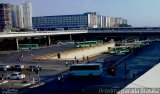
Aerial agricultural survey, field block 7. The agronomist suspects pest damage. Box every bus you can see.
[75,40,103,47]
[109,47,130,55]
[18,44,39,50]
[68,63,103,77]
[57,40,75,45]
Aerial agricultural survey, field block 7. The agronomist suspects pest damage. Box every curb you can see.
[29,82,45,88]
[13,83,32,87]
[0,80,8,84]
[23,83,32,87]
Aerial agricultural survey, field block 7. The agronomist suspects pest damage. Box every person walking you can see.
[58,76,61,82]
[65,61,68,66]
[19,54,24,61]
[1,74,4,80]
[76,59,79,63]
[58,75,64,83]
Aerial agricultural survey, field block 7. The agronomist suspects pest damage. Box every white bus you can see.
[68,63,103,77]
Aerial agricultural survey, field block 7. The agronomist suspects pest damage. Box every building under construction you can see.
[0,3,12,32]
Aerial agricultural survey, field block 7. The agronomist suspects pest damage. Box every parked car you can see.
[0,64,11,71]
[7,72,25,80]
[27,65,42,72]
[13,64,24,69]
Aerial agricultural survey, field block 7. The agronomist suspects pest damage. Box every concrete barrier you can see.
[35,42,115,61]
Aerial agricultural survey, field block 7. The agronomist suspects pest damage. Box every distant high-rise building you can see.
[0,3,12,32]
[11,1,32,29]
[17,5,24,28]
[11,5,18,28]
[123,19,127,24]
[108,17,114,28]
[22,1,32,29]
[105,16,109,28]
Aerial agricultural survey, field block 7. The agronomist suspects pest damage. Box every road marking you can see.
[0,80,8,84]
[29,82,45,88]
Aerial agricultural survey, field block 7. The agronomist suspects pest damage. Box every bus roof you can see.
[70,63,102,66]
[76,41,97,43]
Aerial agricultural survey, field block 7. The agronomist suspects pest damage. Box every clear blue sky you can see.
[1,0,160,27]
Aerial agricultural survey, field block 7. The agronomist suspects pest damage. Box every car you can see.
[0,64,11,71]
[13,64,24,69]
[7,72,25,80]
[27,65,42,72]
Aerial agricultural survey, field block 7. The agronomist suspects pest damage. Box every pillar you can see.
[47,36,51,46]
[69,34,72,41]
[16,38,19,50]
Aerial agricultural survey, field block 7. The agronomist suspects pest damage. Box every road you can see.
[20,41,160,94]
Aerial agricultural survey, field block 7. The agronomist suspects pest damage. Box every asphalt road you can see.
[21,41,160,94]
[0,44,75,63]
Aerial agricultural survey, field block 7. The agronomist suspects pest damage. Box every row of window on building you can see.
[32,12,128,31]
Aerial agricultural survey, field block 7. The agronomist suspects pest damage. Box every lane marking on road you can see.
[29,82,45,88]
[0,80,8,84]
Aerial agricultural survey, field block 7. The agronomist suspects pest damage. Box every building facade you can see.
[33,12,128,31]
[11,5,24,28]
[22,1,32,29]
[17,5,24,28]
[0,3,12,32]
[33,13,92,30]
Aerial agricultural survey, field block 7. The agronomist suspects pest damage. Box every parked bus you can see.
[75,40,103,47]
[109,47,130,55]
[57,40,75,45]
[18,44,39,50]
[69,63,103,77]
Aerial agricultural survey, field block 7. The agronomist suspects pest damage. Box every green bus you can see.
[109,47,130,55]
[18,44,39,50]
[75,40,103,47]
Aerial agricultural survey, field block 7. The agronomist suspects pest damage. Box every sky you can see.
[1,0,160,27]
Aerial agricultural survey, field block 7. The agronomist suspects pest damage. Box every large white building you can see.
[11,5,24,28]
[11,1,32,29]
[17,5,24,28]
[22,1,32,29]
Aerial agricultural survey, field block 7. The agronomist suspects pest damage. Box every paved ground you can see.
[0,44,75,92]
[0,43,114,94]
[20,41,160,94]
[1,41,159,94]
